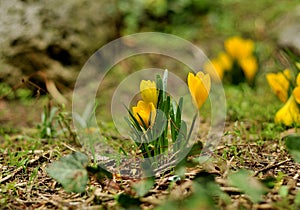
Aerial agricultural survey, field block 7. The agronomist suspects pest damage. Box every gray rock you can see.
[0,0,118,87]
[277,5,300,57]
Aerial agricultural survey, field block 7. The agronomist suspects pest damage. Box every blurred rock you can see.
[0,0,118,88]
[277,5,300,57]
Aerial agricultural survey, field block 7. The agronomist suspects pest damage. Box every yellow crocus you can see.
[132,100,156,128]
[187,72,211,109]
[140,80,158,107]
[293,87,300,104]
[218,52,232,71]
[266,69,291,103]
[239,56,258,82]
[293,73,300,104]
[275,95,300,126]
[204,59,224,82]
[224,36,254,60]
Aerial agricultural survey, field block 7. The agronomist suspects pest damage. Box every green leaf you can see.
[187,141,203,156]
[295,190,300,206]
[187,113,198,141]
[284,134,300,163]
[190,172,225,209]
[162,69,168,93]
[176,97,183,125]
[228,170,267,203]
[46,152,89,193]
[156,74,164,108]
[279,185,289,198]
[116,193,141,209]
[132,177,155,197]
[125,106,143,132]
[86,165,113,180]
[261,176,277,189]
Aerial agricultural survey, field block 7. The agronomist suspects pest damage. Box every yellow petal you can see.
[293,86,300,104]
[204,59,224,82]
[196,72,211,94]
[188,72,211,109]
[266,70,291,103]
[283,69,291,78]
[275,96,300,126]
[296,73,300,86]
[140,80,158,106]
[132,100,156,128]
[218,52,232,71]
[224,36,254,60]
[239,56,258,81]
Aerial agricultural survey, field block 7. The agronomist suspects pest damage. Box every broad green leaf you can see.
[279,185,288,198]
[132,177,155,197]
[261,176,277,189]
[86,165,113,180]
[284,134,300,163]
[228,170,267,203]
[46,152,89,193]
[285,134,300,149]
[295,190,300,206]
[116,193,141,209]
[188,141,203,157]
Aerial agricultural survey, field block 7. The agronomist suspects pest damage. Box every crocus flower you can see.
[132,100,156,128]
[224,36,254,60]
[224,36,258,82]
[293,73,300,104]
[266,69,291,103]
[218,52,232,71]
[187,72,211,109]
[239,56,258,82]
[204,59,224,82]
[275,95,300,126]
[140,80,158,107]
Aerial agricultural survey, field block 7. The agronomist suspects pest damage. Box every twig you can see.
[220,186,240,193]
[223,156,235,178]
[85,194,95,204]
[38,193,61,208]
[61,142,78,152]
[254,159,291,176]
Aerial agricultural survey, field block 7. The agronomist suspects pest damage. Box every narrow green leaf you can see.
[136,112,148,130]
[46,152,89,193]
[162,69,168,94]
[125,106,143,132]
[187,113,198,141]
[170,106,176,142]
[156,74,164,108]
[176,97,183,125]
[174,120,188,151]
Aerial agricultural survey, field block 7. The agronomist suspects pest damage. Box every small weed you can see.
[37,105,77,141]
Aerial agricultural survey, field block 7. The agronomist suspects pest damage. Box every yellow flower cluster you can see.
[205,36,258,83]
[132,80,157,128]
[267,69,300,126]
[132,72,211,128]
